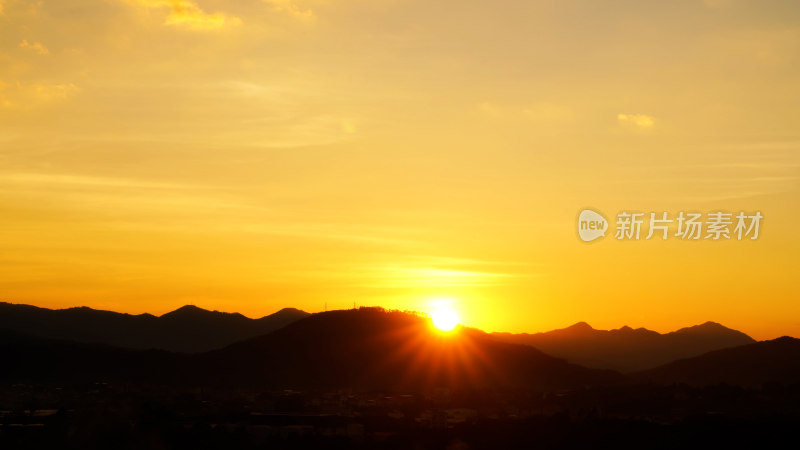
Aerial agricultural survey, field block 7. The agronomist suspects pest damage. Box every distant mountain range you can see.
[0,308,624,391]
[2,303,797,391]
[491,321,755,372]
[0,302,309,353]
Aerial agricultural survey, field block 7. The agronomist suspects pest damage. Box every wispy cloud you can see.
[0,171,416,246]
[0,81,78,108]
[263,0,315,20]
[347,255,538,289]
[617,113,655,128]
[0,172,191,190]
[129,0,242,31]
[19,39,49,55]
[477,102,503,119]
[360,265,523,288]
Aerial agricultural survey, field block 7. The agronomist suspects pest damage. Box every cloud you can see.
[130,0,241,31]
[28,82,78,101]
[19,39,49,55]
[477,102,503,118]
[617,113,655,128]
[263,0,315,20]
[0,81,9,107]
[0,172,190,190]
[0,80,78,108]
[358,265,523,289]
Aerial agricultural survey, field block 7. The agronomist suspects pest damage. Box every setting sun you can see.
[431,306,460,332]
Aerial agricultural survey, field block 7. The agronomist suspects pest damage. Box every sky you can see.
[1,0,799,340]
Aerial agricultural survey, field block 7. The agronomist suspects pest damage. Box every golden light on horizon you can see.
[431,307,459,332]
[430,299,460,332]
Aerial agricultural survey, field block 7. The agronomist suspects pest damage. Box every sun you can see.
[431,306,460,332]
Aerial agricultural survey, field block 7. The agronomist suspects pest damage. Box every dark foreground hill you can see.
[3,310,800,449]
[0,302,308,353]
[634,336,800,387]
[0,308,624,392]
[492,321,755,372]
[200,308,624,390]
[0,329,187,385]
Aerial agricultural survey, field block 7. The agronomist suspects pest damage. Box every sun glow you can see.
[431,306,460,332]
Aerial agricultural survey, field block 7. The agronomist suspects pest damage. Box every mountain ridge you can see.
[1,307,625,391]
[2,306,797,390]
[492,320,755,372]
[0,301,309,353]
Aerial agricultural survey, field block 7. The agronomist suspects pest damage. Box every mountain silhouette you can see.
[0,328,186,385]
[492,321,755,372]
[197,308,625,390]
[635,336,800,387]
[0,301,309,353]
[0,308,624,391]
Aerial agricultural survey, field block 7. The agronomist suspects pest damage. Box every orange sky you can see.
[1,0,799,340]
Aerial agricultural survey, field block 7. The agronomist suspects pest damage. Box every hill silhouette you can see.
[492,321,755,372]
[0,328,186,385]
[0,302,308,353]
[635,336,800,387]
[199,308,625,390]
[0,308,624,391]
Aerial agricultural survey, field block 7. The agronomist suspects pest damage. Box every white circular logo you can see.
[578,209,608,242]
